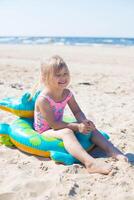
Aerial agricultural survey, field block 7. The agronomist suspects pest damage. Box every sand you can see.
[0,44,134,200]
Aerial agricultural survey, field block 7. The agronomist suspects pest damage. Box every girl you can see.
[34,55,127,174]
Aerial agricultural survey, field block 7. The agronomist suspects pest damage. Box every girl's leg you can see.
[43,128,112,174]
[91,129,128,161]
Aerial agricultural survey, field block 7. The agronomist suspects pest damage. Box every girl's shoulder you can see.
[63,88,71,96]
[63,88,73,97]
[36,91,49,105]
[63,89,73,102]
[35,92,53,113]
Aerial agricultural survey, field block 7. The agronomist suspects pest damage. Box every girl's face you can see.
[50,67,70,90]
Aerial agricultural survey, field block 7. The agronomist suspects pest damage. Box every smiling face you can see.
[50,66,70,90]
[41,55,70,91]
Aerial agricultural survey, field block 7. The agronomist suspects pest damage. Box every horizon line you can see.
[0,35,134,39]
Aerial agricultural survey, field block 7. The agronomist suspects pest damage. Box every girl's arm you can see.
[68,94,96,132]
[67,94,87,123]
[38,97,80,131]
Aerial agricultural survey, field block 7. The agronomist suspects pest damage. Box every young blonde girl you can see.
[34,55,127,174]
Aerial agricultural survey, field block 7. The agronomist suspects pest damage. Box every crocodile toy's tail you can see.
[50,151,77,165]
[0,123,14,147]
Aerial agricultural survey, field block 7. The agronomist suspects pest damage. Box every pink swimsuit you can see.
[34,91,72,134]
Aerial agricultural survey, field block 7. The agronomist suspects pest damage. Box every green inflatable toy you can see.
[0,91,109,165]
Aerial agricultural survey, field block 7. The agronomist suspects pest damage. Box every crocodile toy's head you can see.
[0,91,40,118]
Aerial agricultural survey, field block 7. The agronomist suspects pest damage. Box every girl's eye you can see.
[64,73,68,76]
[55,72,68,77]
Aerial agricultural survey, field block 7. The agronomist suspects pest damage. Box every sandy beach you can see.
[0,44,134,200]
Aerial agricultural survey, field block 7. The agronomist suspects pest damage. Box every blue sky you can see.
[0,0,134,37]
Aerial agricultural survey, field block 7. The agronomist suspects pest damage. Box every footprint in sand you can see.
[0,192,17,200]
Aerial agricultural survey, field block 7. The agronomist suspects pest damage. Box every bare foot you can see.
[107,146,128,162]
[85,160,112,175]
[112,154,128,162]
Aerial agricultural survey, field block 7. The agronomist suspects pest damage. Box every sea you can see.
[0,36,134,46]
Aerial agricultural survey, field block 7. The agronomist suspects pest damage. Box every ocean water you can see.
[0,36,134,46]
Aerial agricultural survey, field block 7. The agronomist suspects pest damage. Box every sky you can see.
[0,0,134,37]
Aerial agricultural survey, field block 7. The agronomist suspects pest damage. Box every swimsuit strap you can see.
[63,91,73,103]
[39,91,73,106]
[45,95,56,106]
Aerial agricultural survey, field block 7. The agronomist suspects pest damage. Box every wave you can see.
[0,36,134,46]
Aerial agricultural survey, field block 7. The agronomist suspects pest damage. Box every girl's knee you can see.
[62,128,74,138]
[44,128,74,140]
[63,128,74,134]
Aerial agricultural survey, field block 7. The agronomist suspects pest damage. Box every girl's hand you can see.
[78,123,88,134]
[83,119,96,131]
[78,120,96,134]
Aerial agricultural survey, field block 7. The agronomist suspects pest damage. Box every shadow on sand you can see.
[90,147,134,165]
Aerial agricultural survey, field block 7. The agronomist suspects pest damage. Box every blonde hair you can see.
[29,55,69,100]
[41,55,69,85]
